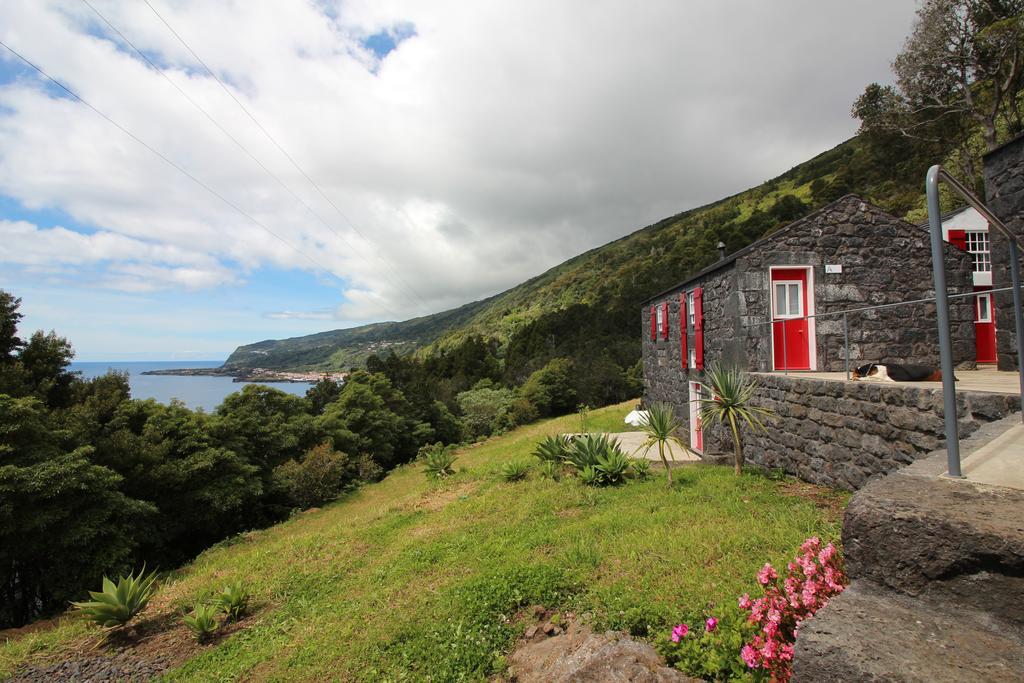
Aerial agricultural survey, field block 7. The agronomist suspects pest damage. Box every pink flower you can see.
[738,593,752,609]
[741,644,760,668]
[670,623,689,642]
[757,563,778,585]
[800,536,821,553]
[705,616,718,632]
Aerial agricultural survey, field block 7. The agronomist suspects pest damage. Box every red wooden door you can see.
[771,268,811,370]
[975,287,996,363]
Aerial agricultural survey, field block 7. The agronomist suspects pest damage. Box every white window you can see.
[688,347,696,368]
[977,292,993,322]
[656,304,664,330]
[966,231,991,273]
[687,291,695,327]
[773,281,803,318]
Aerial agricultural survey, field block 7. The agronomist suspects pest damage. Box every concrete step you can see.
[793,580,1024,683]
[842,463,1024,623]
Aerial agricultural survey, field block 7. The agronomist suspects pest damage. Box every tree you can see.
[0,290,23,361]
[214,385,319,472]
[854,1,1024,183]
[456,383,519,439]
[305,376,343,415]
[698,365,774,476]
[639,402,690,486]
[520,357,577,417]
[272,442,356,509]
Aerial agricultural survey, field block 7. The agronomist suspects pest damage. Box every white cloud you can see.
[0,0,919,323]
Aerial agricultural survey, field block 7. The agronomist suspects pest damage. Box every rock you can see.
[524,625,538,639]
[507,621,699,682]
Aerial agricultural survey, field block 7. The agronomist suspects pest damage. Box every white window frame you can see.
[772,280,804,319]
[656,303,664,330]
[687,291,695,327]
[965,230,992,273]
[977,292,993,323]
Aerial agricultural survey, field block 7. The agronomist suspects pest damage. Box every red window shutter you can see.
[661,302,670,339]
[679,293,688,368]
[694,287,704,370]
[649,305,656,340]
[948,229,967,251]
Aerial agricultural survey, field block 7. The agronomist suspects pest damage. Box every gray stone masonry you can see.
[984,134,1024,370]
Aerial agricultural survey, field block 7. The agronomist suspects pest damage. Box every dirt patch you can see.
[0,614,65,642]
[413,481,479,512]
[780,481,848,523]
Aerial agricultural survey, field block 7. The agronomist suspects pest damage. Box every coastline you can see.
[141,367,346,384]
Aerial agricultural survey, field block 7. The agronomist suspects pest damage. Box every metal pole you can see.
[1009,240,1024,421]
[926,165,962,478]
[844,312,850,380]
[782,320,788,375]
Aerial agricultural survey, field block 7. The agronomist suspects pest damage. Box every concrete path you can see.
[960,421,1024,490]
[604,432,701,463]
[756,368,1021,394]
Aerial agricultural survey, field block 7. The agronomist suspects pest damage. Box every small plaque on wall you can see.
[825,264,842,274]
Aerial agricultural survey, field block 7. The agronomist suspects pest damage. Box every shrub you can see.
[421,443,457,479]
[72,567,158,628]
[500,459,531,482]
[272,442,355,510]
[538,460,561,481]
[457,385,519,439]
[630,458,651,479]
[183,603,220,643]
[215,581,249,621]
[661,608,759,682]
[577,465,601,487]
[736,537,847,681]
[563,433,612,471]
[519,358,578,417]
[564,434,631,486]
[533,434,570,462]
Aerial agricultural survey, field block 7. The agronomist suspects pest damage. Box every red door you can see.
[771,268,811,370]
[975,287,996,363]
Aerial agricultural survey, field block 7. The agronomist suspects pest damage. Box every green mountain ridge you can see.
[224,133,937,372]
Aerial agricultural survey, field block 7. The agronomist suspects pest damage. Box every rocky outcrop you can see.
[507,622,698,683]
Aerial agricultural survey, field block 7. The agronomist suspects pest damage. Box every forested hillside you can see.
[227,130,955,385]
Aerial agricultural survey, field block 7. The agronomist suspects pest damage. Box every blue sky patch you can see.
[362,22,416,60]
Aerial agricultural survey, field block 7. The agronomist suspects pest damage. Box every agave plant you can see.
[216,581,250,621]
[640,402,691,486]
[577,465,601,487]
[500,459,531,482]
[594,447,632,486]
[563,433,615,471]
[699,364,774,475]
[533,434,570,462]
[183,603,220,643]
[630,458,652,480]
[422,445,457,479]
[72,566,159,628]
[538,459,561,481]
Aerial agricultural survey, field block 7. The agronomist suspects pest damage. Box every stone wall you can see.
[983,134,1024,370]
[740,374,1020,490]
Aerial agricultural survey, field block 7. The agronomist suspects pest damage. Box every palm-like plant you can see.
[71,566,159,628]
[640,402,690,486]
[698,364,774,475]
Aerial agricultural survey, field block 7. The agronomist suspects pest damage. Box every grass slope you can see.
[0,402,846,681]
[224,135,934,372]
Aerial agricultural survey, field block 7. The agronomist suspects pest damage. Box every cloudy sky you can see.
[0,0,918,361]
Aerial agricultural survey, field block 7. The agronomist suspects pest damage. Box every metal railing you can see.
[927,165,1024,478]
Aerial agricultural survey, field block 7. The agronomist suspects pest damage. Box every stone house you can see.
[641,195,976,457]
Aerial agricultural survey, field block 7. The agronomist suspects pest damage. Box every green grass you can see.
[0,401,845,681]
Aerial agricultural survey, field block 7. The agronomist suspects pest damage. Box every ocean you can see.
[70,361,315,412]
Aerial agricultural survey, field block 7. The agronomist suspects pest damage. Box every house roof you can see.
[641,194,873,305]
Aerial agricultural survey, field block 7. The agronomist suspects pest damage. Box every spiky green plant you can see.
[423,445,457,479]
[71,566,158,628]
[538,459,561,481]
[577,465,601,487]
[640,402,691,486]
[183,603,220,643]
[215,581,250,621]
[594,448,632,486]
[630,457,651,480]
[699,364,774,475]
[563,433,615,471]
[533,434,570,462]
[500,459,531,482]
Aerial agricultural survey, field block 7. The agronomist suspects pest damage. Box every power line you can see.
[140,0,429,312]
[80,0,422,315]
[0,38,339,281]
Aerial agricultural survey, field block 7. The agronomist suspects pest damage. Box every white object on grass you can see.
[624,410,650,427]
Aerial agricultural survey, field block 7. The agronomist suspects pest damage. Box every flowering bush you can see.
[737,536,847,681]
[663,537,846,682]
[660,607,764,681]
